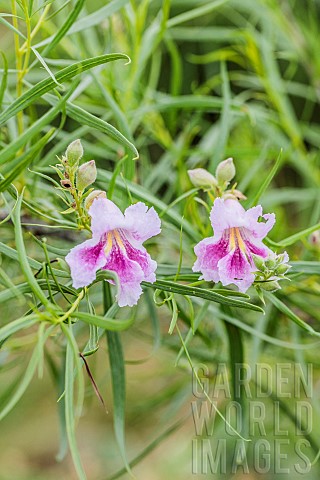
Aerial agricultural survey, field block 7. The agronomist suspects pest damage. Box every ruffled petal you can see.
[89,198,125,239]
[124,202,161,243]
[244,206,275,239]
[210,198,246,237]
[103,244,145,307]
[65,238,106,288]
[124,239,157,283]
[193,236,229,282]
[217,248,255,292]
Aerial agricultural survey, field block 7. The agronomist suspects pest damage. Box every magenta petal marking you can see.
[65,239,106,289]
[66,198,161,306]
[193,197,276,292]
[193,236,229,282]
[218,248,255,292]
[103,244,144,307]
[124,240,157,283]
[244,239,269,258]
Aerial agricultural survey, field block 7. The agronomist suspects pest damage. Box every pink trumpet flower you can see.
[66,198,161,307]
[193,198,275,292]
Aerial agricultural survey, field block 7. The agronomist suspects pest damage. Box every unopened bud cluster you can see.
[57,139,97,192]
[187,158,246,200]
[52,139,101,230]
[253,252,291,292]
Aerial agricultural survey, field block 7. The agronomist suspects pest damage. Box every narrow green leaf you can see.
[289,262,320,275]
[12,193,53,308]
[144,280,264,312]
[0,54,129,126]
[0,16,26,39]
[107,417,186,480]
[249,150,283,207]
[0,315,38,342]
[63,327,87,480]
[33,0,130,48]
[0,86,72,166]
[70,312,133,331]
[267,221,320,248]
[107,331,132,476]
[265,292,320,336]
[0,324,51,420]
[0,51,8,109]
[44,94,138,158]
[0,129,54,192]
[41,0,85,57]
[167,0,229,28]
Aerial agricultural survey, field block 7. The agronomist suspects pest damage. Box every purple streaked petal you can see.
[89,198,125,239]
[103,244,145,307]
[244,238,270,258]
[65,239,106,288]
[124,240,157,283]
[217,248,255,293]
[124,202,161,243]
[192,236,229,282]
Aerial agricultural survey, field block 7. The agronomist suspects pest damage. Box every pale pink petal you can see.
[103,244,144,307]
[124,202,161,243]
[282,251,289,263]
[65,239,106,289]
[89,198,125,239]
[192,236,229,282]
[217,248,255,292]
[247,210,276,239]
[210,198,246,237]
[244,205,263,224]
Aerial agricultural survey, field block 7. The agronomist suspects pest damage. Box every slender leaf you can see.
[0,54,129,126]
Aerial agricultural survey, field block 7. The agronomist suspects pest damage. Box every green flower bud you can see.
[265,257,277,269]
[259,280,281,292]
[215,158,236,185]
[187,168,217,188]
[252,254,266,271]
[65,139,83,167]
[84,189,107,210]
[76,160,97,191]
[275,264,290,275]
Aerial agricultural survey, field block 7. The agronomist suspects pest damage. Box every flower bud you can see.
[187,168,217,188]
[84,190,107,210]
[252,254,266,271]
[65,139,83,167]
[265,257,277,269]
[215,158,236,185]
[259,280,280,292]
[309,230,320,247]
[275,263,290,275]
[77,160,97,191]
